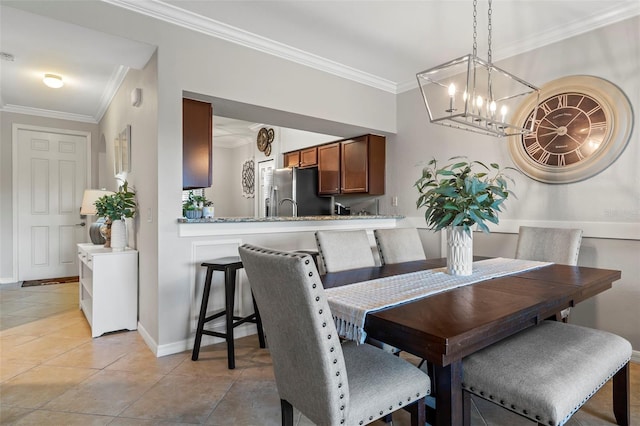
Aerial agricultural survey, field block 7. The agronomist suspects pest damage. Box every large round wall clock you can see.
[508,75,633,184]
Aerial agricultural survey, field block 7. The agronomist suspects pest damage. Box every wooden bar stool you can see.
[191,256,266,369]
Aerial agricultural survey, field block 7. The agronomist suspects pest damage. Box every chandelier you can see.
[416,0,540,137]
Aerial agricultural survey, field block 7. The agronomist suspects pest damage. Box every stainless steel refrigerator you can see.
[271,167,332,216]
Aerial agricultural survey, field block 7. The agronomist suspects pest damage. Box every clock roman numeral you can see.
[556,94,569,108]
[538,150,551,164]
[590,121,607,132]
[525,141,543,156]
[540,102,553,115]
[558,154,566,166]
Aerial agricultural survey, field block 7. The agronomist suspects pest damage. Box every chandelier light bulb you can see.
[43,73,64,88]
[446,83,457,112]
[500,105,508,122]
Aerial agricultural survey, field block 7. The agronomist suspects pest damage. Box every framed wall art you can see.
[114,124,132,176]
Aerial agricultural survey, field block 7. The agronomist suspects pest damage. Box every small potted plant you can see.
[202,198,214,218]
[94,181,137,250]
[415,157,516,275]
[183,191,203,219]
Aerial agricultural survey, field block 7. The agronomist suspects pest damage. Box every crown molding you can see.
[101,0,397,93]
[0,104,97,123]
[94,65,129,123]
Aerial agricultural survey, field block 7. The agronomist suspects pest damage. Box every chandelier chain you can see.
[472,0,478,57]
[487,0,493,65]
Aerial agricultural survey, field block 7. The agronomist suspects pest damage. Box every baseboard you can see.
[153,323,260,358]
[136,322,159,356]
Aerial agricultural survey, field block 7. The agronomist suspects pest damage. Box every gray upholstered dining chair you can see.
[462,320,631,426]
[316,229,400,357]
[374,228,426,265]
[315,229,376,273]
[238,244,430,426]
[515,226,583,320]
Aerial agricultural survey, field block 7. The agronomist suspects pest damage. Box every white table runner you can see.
[325,257,552,343]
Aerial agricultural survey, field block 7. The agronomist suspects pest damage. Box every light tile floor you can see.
[1,282,638,425]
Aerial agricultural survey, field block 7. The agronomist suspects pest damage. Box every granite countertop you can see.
[177,215,403,223]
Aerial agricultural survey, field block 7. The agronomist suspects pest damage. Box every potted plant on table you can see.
[415,157,516,275]
[95,181,137,250]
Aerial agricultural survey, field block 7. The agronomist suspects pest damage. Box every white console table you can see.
[77,243,138,337]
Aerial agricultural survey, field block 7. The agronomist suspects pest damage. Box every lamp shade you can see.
[80,189,113,215]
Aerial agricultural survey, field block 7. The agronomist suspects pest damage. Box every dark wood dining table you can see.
[321,257,622,426]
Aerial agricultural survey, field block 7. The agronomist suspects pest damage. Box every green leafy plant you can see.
[415,157,516,234]
[95,181,137,222]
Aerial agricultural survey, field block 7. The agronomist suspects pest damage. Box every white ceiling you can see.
[1,0,639,123]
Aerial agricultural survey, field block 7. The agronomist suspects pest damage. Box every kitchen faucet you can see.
[279,198,298,217]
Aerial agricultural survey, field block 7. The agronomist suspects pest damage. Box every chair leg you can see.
[192,266,214,361]
[462,390,471,426]
[613,362,630,426]
[252,292,266,348]
[281,399,294,426]
[407,397,426,426]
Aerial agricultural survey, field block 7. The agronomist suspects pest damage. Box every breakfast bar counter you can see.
[177,215,404,237]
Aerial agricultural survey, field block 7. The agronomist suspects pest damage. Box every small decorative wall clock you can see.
[508,75,633,184]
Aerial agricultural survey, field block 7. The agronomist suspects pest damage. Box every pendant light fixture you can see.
[416,0,540,137]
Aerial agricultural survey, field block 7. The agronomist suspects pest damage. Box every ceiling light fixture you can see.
[43,73,64,89]
[416,0,540,137]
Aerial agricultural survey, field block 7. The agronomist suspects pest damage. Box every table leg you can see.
[434,360,464,426]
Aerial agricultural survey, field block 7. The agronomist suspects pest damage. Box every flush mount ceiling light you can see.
[43,73,64,88]
[416,0,540,138]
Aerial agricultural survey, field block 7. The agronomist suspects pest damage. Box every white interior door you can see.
[17,128,87,281]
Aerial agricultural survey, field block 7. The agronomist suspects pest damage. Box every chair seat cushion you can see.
[342,342,431,425]
[462,320,631,426]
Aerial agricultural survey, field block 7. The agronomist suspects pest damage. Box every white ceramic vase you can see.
[202,206,214,218]
[446,226,473,276]
[110,219,127,251]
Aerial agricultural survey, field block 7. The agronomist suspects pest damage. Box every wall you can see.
[98,51,159,341]
[0,111,99,282]
[395,16,640,349]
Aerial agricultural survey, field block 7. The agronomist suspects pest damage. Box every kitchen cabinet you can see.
[341,134,385,194]
[284,151,300,168]
[318,142,341,194]
[77,243,138,338]
[183,98,212,189]
[299,147,318,167]
[318,134,385,195]
[283,147,318,169]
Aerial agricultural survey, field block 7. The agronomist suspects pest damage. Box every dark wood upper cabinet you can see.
[182,98,212,189]
[342,134,385,195]
[317,134,385,195]
[283,151,300,168]
[299,146,318,168]
[318,142,341,195]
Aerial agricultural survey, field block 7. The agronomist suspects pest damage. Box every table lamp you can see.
[80,189,114,244]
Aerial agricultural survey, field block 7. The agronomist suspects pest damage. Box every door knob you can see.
[75,222,86,227]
